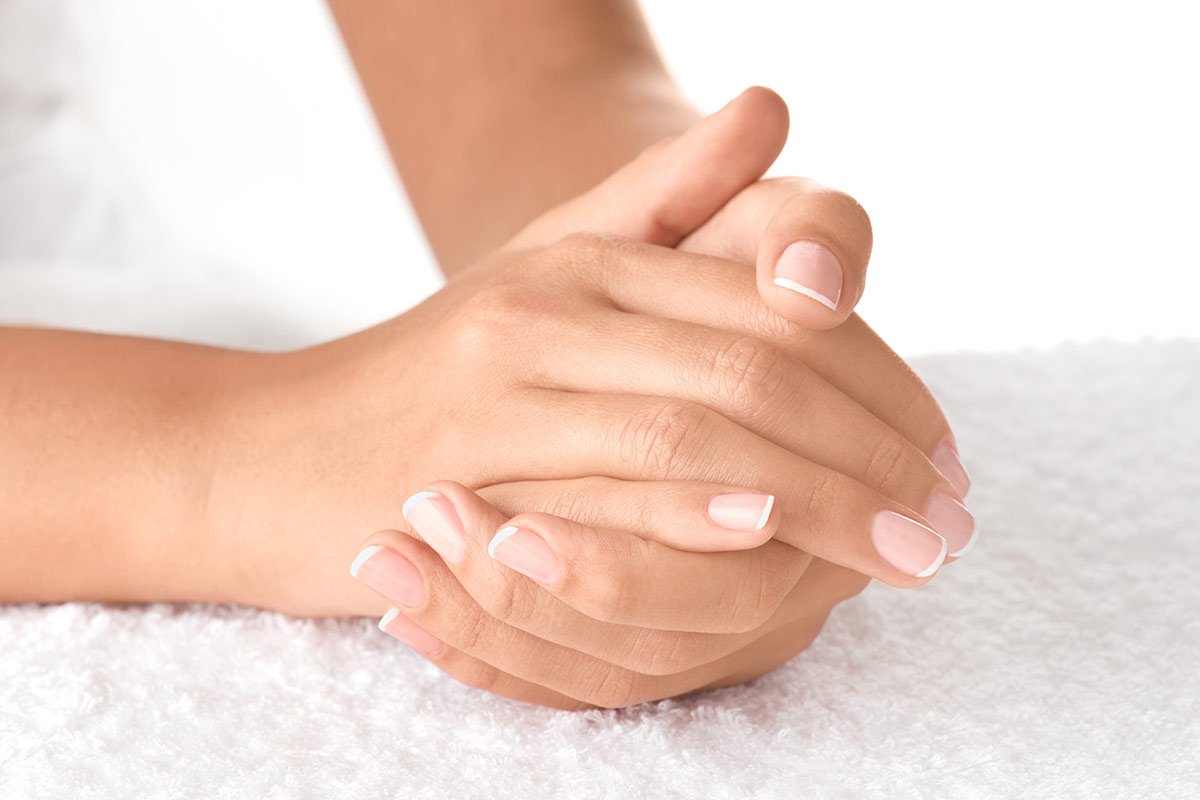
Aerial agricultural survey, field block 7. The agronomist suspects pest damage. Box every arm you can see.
[0,328,247,604]
[326,0,701,275]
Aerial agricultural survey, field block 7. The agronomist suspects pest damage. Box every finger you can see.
[353,509,863,681]
[478,479,873,630]
[798,315,971,494]
[359,528,817,708]
[678,176,873,330]
[402,482,809,633]
[352,522,789,679]
[353,528,762,706]
[518,306,972,554]
[545,233,957,463]
[478,480,874,620]
[374,607,589,710]
[508,86,788,250]
[471,390,951,586]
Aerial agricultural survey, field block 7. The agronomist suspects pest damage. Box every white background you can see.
[5,0,1199,356]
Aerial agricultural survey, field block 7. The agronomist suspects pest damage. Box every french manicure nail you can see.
[378,608,443,656]
[772,240,843,310]
[871,510,948,578]
[706,492,775,531]
[932,442,972,497]
[924,492,977,558]
[488,525,561,584]
[350,545,425,607]
[402,491,467,563]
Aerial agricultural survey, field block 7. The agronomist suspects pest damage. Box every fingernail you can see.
[706,492,775,531]
[402,491,467,563]
[350,545,425,607]
[378,608,443,656]
[871,510,947,578]
[932,442,972,497]
[924,493,977,558]
[772,240,843,310]
[488,525,561,584]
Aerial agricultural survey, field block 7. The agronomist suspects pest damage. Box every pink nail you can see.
[772,240,843,310]
[402,491,467,563]
[487,526,561,584]
[350,545,425,607]
[923,492,977,558]
[706,492,775,531]
[378,608,443,656]
[871,510,947,578]
[932,442,972,497]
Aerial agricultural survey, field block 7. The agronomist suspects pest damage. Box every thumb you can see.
[507,86,789,250]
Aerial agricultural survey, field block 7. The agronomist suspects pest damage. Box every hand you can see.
[226,223,964,618]
[351,483,867,710]
[329,90,973,708]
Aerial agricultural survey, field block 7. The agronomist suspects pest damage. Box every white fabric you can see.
[2,331,1198,799]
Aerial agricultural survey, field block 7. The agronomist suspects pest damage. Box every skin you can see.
[0,4,973,708]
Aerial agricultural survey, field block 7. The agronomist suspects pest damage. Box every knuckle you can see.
[553,230,621,263]
[618,399,711,477]
[800,472,839,541]
[710,335,787,421]
[728,554,795,633]
[630,631,705,676]
[450,284,528,346]
[451,604,491,653]
[864,435,918,499]
[890,374,945,449]
[585,665,643,709]
[572,540,639,624]
[477,572,540,630]
[536,490,592,523]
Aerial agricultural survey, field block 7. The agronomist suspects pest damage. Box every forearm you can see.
[0,327,254,605]
[327,0,702,275]
[0,322,414,615]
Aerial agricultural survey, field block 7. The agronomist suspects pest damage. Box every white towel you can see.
[2,336,1197,799]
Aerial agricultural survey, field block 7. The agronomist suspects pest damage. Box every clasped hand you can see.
[227,90,974,709]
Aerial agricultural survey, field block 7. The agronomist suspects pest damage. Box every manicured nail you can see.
[488,525,561,584]
[924,492,977,558]
[706,492,775,531]
[772,240,843,310]
[871,510,947,578]
[402,491,467,563]
[932,442,971,497]
[378,608,443,656]
[350,545,425,607]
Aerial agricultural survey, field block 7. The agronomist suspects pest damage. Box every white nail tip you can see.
[378,608,400,632]
[948,528,979,559]
[754,495,776,531]
[488,525,519,559]
[350,545,383,579]
[401,491,440,520]
[772,277,838,310]
[915,533,949,578]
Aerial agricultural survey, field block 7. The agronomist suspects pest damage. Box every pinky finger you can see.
[376,608,591,711]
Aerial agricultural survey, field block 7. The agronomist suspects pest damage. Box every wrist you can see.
[204,331,415,616]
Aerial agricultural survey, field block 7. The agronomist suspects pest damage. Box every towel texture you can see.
[2,336,1197,799]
